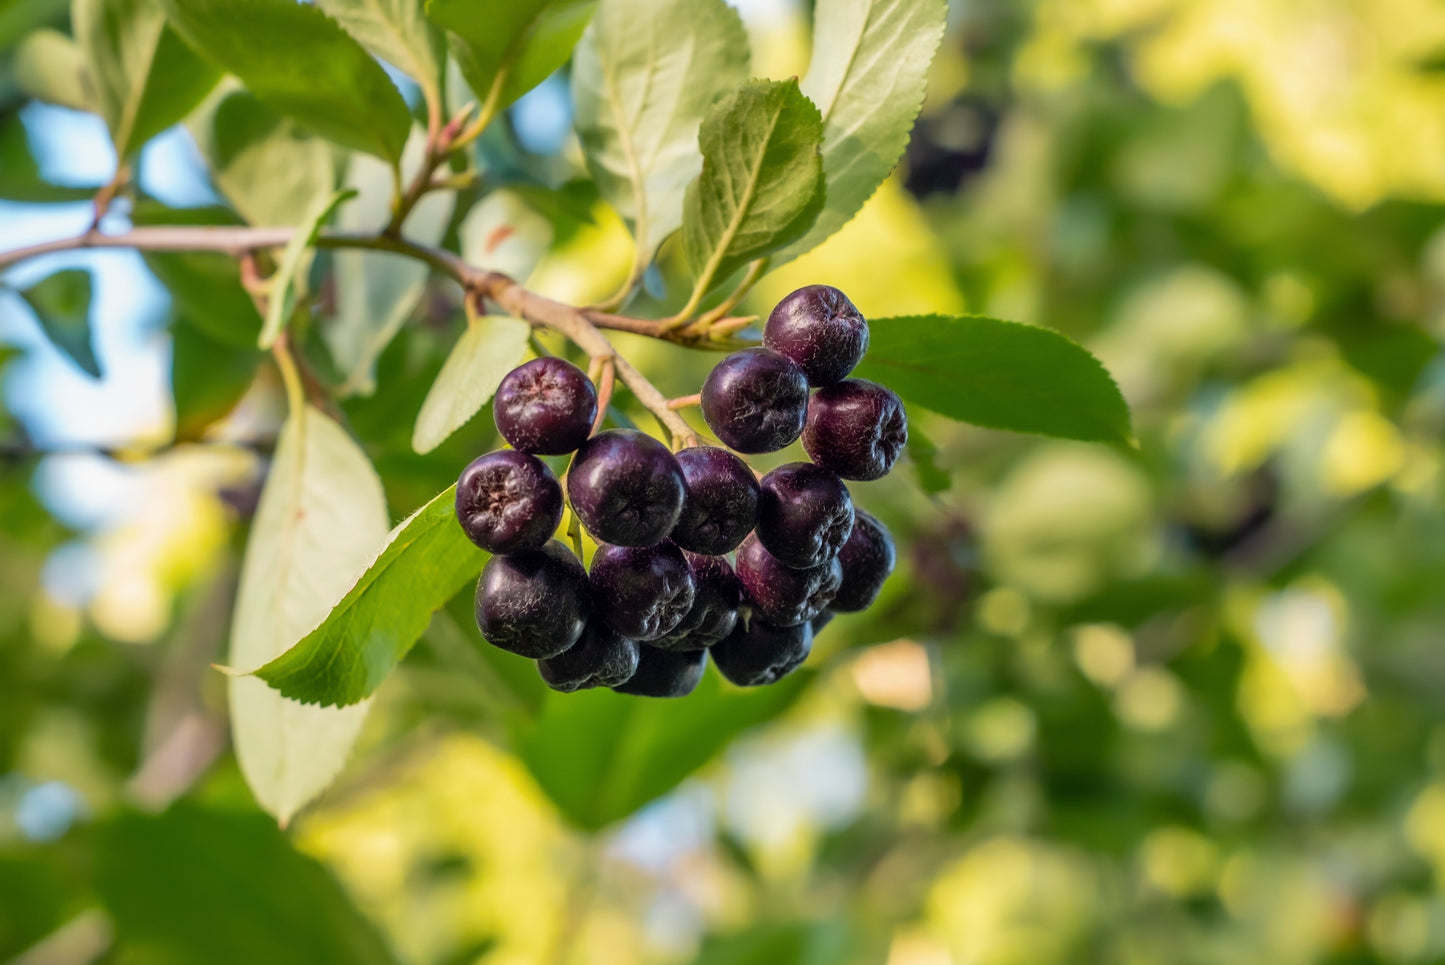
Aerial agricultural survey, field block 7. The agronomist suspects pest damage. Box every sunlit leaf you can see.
[427,0,594,113]
[458,188,554,279]
[572,0,749,268]
[19,269,101,378]
[229,403,389,823]
[255,485,488,708]
[682,78,824,303]
[314,0,444,110]
[160,0,412,161]
[771,0,947,265]
[854,315,1134,445]
[412,315,531,454]
[12,27,94,112]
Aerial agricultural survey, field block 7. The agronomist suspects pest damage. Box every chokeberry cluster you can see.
[455,285,904,698]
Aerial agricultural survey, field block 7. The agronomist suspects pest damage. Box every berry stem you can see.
[591,358,615,435]
[666,393,702,410]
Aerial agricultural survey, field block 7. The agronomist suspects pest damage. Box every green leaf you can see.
[427,0,595,113]
[171,316,260,441]
[0,0,69,50]
[258,188,356,349]
[229,403,390,824]
[0,112,99,202]
[682,78,825,304]
[571,0,749,268]
[160,0,411,162]
[770,0,948,266]
[132,201,264,346]
[457,188,554,279]
[12,27,95,112]
[853,315,1134,445]
[906,424,951,495]
[326,127,456,396]
[188,84,336,227]
[255,484,488,708]
[19,269,101,378]
[516,668,812,830]
[691,922,855,965]
[73,0,221,157]
[96,804,399,965]
[314,0,444,110]
[413,315,530,454]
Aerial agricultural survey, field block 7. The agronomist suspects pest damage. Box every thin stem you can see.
[667,393,701,410]
[591,358,615,434]
[662,257,768,333]
[271,336,305,415]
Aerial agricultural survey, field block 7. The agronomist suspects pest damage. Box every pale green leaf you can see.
[427,0,595,113]
[853,314,1134,445]
[171,317,260,441]
[12,28,95,112]
[326,127,456,396]
[229,404,390,824]
[73,0,220,156]
[160,0,412,162]
[771,0,947,265]
[314,0,444,109]
[458,188,554,280]
[412,315,531,453]
[187,83,335,228]
[255,485,488,708]
[258,188,357,349]
[682,78,824,303]
[572,0,749,267]
[20,269,101,378]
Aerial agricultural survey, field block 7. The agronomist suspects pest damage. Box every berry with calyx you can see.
[755,462,855,569]
[700,348,808,454]
[589,541,697,641]
[832,510,896,612]
[494,357,598,455]
[475,540,589,658]
[537,621,639,692]
[803,379,907,481]
[455,450,563,555]
[764,285,868,386]
[671,447,760,555]
[568,429,685,546]
[735,532,842,627]
[651,552,741,652]
[612,645,708,698]
[711,618,812,686]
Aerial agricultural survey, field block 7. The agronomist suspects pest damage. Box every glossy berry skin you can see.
[700,348,809,454]
[651,552,741,652]
[711,618,812,687]
[803,379,907,481]
[475,540,589,658]
[612,645,708,698]
[588,541,697,641]
[755,462,855,570]
[735,533,842,627]
[832,510,896,612]
[494,357,598,455]
[568,430,685,546]
[764,285,868,386]
[537,621,639,692]
[455,450,563,555]
[671,447,760,555]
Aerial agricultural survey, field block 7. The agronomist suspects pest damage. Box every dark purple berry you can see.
[567,430,685,546]
[651,552,741,652]
[612,645,708,698]
[671,447,760,554]
[588,541,696,641]
[455,450,563,555]
[494,357,598,455]
[537,621,639,692]
[735,533,842,627]
[711,618,812,686]
[810,610,836,637]
[475,540,589,658]
[803,379,907,481]
[763,285,868,386]
[700,348,808,454]
[832,510,896,612]
[755,462,854,569]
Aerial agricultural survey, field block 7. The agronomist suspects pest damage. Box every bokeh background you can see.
[6,0,1445,962]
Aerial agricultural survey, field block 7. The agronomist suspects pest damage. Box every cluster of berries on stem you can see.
[455,285,905,697]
